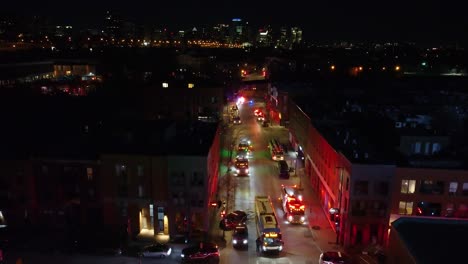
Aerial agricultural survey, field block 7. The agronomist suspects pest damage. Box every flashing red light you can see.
[220,210,226,218]
[210,202,218,207]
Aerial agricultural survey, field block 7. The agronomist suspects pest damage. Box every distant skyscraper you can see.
[229,18,248,44]
[257,26,273,47]
[212,24,229,42]
[277,26,289,49]
[104,11,122,39]
[276,26,303,49]
[291,27,303,47]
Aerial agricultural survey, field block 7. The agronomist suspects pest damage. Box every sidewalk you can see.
[295,167,344,254]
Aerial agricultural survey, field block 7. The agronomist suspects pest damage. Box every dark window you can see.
[375,182,389,196]
[419,180,444,195]
[416,202,441,216]
[351,200,367,216]
[354,181,369,195]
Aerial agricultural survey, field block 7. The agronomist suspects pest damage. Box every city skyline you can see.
[2,0,467,43]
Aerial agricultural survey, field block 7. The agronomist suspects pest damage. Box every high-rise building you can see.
[291,27,303,47]
[257,26,273,47]
[104,11,122,39]
[277,26,289,49]
[212,24,229,42]
[229,18,248,44]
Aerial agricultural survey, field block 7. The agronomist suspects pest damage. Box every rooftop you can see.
[392,217,468,264]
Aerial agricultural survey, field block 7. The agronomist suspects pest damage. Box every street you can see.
[215,96,345,264]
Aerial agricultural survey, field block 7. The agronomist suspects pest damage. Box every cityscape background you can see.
[1,3,468,264]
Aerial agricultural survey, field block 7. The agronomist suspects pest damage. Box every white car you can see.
[140,244,172,258]
[319,251,352,264]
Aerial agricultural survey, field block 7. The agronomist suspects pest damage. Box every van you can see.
[278,160,289,179]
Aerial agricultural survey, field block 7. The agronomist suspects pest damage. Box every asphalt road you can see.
[218,99,324,264]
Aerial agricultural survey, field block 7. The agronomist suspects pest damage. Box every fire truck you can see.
[280,185,305,224]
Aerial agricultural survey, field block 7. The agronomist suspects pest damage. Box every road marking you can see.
[360,256,372,264]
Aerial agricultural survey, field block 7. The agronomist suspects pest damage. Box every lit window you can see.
[414,142,421,154]
[162,82,169,88]
[449,182,458,195]
[399,201,413,215]
[87,167,93,181]
[188,83,194,89]
[401,180,416,194]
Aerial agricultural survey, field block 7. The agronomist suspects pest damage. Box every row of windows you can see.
[353,181,389,196]
[351,200,388,217]
[171,192,204,207]
[411,141,441,155]
[41,165,94,181]
[170,171,205,186]
[399,201,468,218]
[401,179,468,196]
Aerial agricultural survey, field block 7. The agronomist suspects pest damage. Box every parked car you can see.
[140,243,172,258]
[181,242,219,263]
[319,251,352,264]
[219,210,248,231]
[278,160,290,179]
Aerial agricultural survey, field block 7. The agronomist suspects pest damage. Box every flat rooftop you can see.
[392,217,468,264]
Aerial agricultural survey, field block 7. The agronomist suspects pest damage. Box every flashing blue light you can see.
[232,18,242,22]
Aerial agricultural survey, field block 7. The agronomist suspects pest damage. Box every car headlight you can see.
[167,248,172,255]
[246,169,249,173]
[288,215,293,222]
[300,216,305,222]
[279,245,283,251]
[233,239,238,244]
[262,246,267,251]
[236,169,240,173]
[181,253,185,258]
[243,239,248,244]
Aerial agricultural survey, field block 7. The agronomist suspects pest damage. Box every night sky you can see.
[3,0,467,43]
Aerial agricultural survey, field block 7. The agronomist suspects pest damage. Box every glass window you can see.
[376,182,389,196]
[432,143,441,154]
[445,203,454,217]
[414,142,421,153]
[399,201,413,215]
[354,181,369,195]
[137,165,144,178]
[449,182,458,195]
[463,183,468,196]
[138,185,144,197]
[86,167,93,181]
[401,180,416,194]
